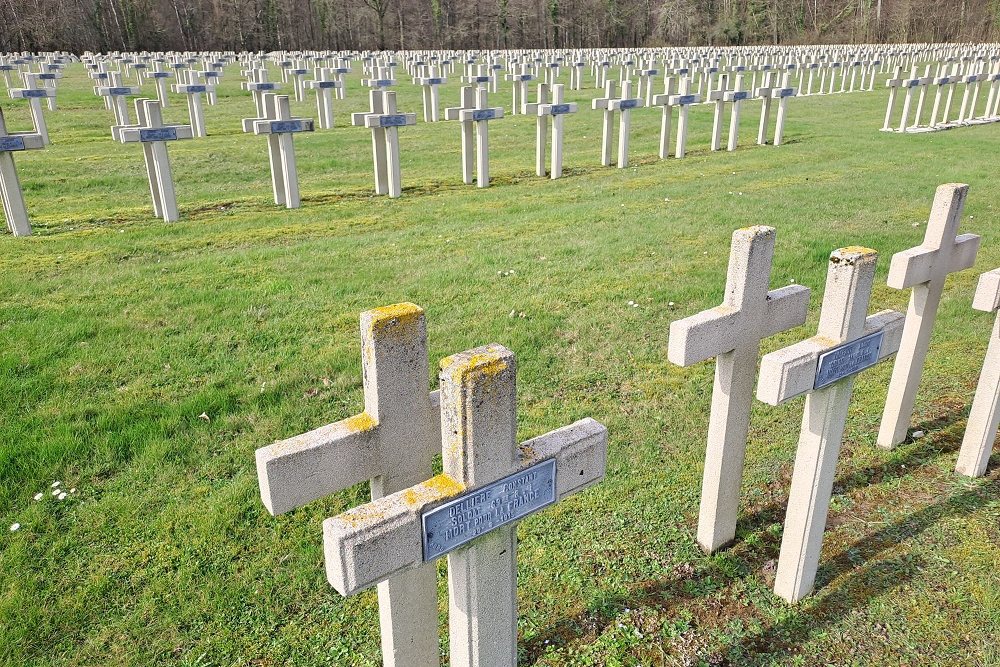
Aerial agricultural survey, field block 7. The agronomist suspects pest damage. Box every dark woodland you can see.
[2,0,999,53]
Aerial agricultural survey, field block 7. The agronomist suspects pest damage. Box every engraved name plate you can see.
[0,136,26,151]
[22,89,50,98]
[255,83,276,90]
[269,120,305,133]
[471,108,497,121]
[317,81,339,88]
[678,94,697,104]
[618,99,640,110]
[185,85,207,93]
[732,91,749,100]
[550,103,571,115]
[422,458,556,561]
[778,88,796,98]
[107,87,133,95]
[139,127,178,142]
[814,330,885,390]
[379,114,408,127]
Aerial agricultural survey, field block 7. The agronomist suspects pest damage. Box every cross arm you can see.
[972,269,1000,313]
[256,390,443,515]
[756,309,905,406]
[667,305,742,366]
[322,417,607,596]
[763,285,811,338]
[886,234,980,289]
[457,107,504,122]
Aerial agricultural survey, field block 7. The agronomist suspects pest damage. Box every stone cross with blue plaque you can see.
[446,86,504,188]
[351,90,416,198]
[322,344,608,667]
[757,247,905,603]
[241,94,314,209]
[0,106,46,237]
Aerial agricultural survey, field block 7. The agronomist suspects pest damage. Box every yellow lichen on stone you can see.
[401,474,465,506]
[343,412,377,433]
[365,303,423,335]
[442,346,510,385]
[832,247,877,264]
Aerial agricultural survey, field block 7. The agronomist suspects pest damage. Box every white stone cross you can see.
[113,98,193,222]
[0,106,46,237]
[95,71,142,127]
[323,343,608,667]
[9,73,54,146]
[650,75,680,159]
[242,93,314,209]
[363,66,396,90]
[708,73,730,151]
[414,66,446,122]
[256,303,443,667]
[877,184,980,448]
[955,269,1000,478]
[768,72,797,146]
[305,67,342,129]
[724,72,751,151]
[667,78,700,158]
[351,90,415,199]
[242,69,282,118]
[668,226,810,553]
[444,86,503,188]
[505,65,535,115]
[592,79,643,168]
[757,247,905,603]
[172,81,214,138]
[34,68,63,111]
[533,83,577,180]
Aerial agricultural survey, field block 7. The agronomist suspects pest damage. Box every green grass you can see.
[1,64,999,667]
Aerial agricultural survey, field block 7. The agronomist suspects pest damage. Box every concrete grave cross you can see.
[755,71,780,145]
[591,79,643,168]
[305,67,342,129]
[877,184,980,448]
[505,65,535,115]
[9,73,54,146]
[955,269,1000,478]
[323,344,609,667]
[882,66,907,130]
[650,76,679,159]
[757,247,906,603]
[363,66,396,90]
[708,73,730,151]
[34,67,63,111]
[256,303,443,667]
[533,83,577,180]
[414,66,446,122]
[668,226,810,553]
[0,106,46,237]
[667,77,701,158]
[242,69,282,117]
[147,64,173,108]
[351,90,416,199]
[723,72,751,151]
[445,86,503,188]
[172,80,214,138]
[113,98,194,222]
[768,72,797,146]
[242,93,315,209]
[522,83,553,177]
[95,71,142,127]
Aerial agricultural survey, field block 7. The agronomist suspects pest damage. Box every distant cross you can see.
[351,90,415,198]
[650,73,682,159]
[708,73,730,151]
[0,106,46,237]
[242,93,314,209]
[34,67,63,111]
[755,71,780,144]
[668,78,700,158]
[256,303,443,667]
[172,81,214,138]
[242,69,282,117]
[533,83,577,179]
[877,184,980,448]
[113,98,194,222]
[95,71,141,127]
[363,66,396,90]
[444,86,503,187]
[9,73,54,145]
[668,226,810,553]
[323,344,608,667]
[724,72,750,151]
[414,66,446,122]
[955,269,1000,477]
[768,72,797,146]
[592,79,643,168]
[504,65,534,115]
[757,248,905,603]
[147,64,173,108]
[305,67,342,129]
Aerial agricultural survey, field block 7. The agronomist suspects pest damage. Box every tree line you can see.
[2,0,999,54]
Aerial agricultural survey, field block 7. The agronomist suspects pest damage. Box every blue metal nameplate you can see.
[185,85,207,93]
[422,458,557,561]
[0,65,13,71]
[425,78,443,85]
[907,80,920,88]
[317,81,339,88]
[618,99,640,110]
[270,120,304,133]
[550,103,571,115]
[21,89,49,98]
[132,64,147,69]
[139,127,178,142]
[678,95,696,104]
[732,91,749,100]
[379,114,408,127]
[151,72,171,78]
[471,109,497,121]
[291,69,308,75]
[256,83,276,90]
[374,79,393,86]
[39,73,58,80]
[814,330,884,390]
[0,136,26,151]
[107,87,133,95]
[779,88,795,98]
[473,76,490,83]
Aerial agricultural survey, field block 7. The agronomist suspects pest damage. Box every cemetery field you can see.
[3,65,1000,667]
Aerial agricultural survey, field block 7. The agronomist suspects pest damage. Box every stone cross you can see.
[877,184,980,448]
[323,343,608,667]
[505,65,534,115]
[414,66,446,122]
[592,79,643,168]
[650,74,682,159]
[668,226,810,553]
[769,73,797,146]
[95,72,141,127]
[955,269,1000,478]
[34,68,63,111]
[0,107,46,237]
[242,69,282,118]
[667,78,700,158]
[445,86,503,188]
[172,82,214,138]
[351,90,415,199]
[724,73,750,151]
[9,73,54,145]
[305,67,342,129]
[708,73,730,151]
[113,99,193,222]
[522,83,551,177]
[242,93,315,209]
[757,247,905,603]
[287,64,309,102]
[533,83,577,179]
[194,64,223,105]
[363,66,396,90]
[256,303,443,667]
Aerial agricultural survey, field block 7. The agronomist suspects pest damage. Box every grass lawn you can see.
[1,63,999,667]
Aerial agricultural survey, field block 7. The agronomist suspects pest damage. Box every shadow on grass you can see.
[520,406,987,664]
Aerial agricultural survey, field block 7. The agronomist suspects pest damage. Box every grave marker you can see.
[9,73,54,145]
[351,90,415,198]
[757,248,905,603]
[242,93,314,209]
[0,106,45,237]
[445,86,503,187]
[592,79,643,168]
[533,83,577,179]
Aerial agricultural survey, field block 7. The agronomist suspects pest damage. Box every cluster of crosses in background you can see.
[1,42,998,237]
[247,182,999,665]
